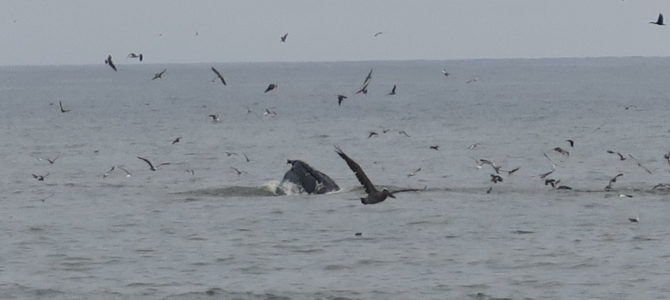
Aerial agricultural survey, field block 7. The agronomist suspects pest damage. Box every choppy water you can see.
[1,58,670,299]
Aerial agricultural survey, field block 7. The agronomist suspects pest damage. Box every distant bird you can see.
[556,185,572,190]
[553,147,570,157]
[605,173,624,190]
[539,169,555,179]
[32,172,49,181]
[335,146,422,205]
[477,159,501,173]
[280,33,288,42]
[171,137,182,144]
[486,186,493,194]
[619,194,633,198]
[208,114,221,122]
[429,145,439,150]
[545,178,560,188]
[606,150,626,161]
[374,31,384,37]
[398,130,411,137]
[355,82,369,94]
[466,77,479,84]
[388,84,396,95]
[664,151,670,167]
[210,67,227,85]
[225,152,238,157]
[102,165,132,178]
[264,108,277,116]
[442,69,449,77]
[566,139,575,147]
[105,55,117,72]
[367,131,379,139]
[628,154,652,174]
[337,95,348,106]
[59,101,71,113]
[243,153,251,163]
[490,174,503,184]
[363,68,373,85]
[127,53,143,61]
[152,69,167,80]
[231,167,243,176]
[264,83,277,93]
[650,13,665,25]
[137,156,170,171]
[502,167,520,175]
[36,155,59,165]
[629,216,640,223]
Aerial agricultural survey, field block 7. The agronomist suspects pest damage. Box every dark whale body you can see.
[276,160,339,195]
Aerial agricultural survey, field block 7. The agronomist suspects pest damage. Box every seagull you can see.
[335,146,422,205]
[566,139,575,147]
[152,69,167,80]
[280,33,288,42]
[337,95,348,106]
[59,101,71,113]
[210,67,227,85]
[501,167,520,175]
[650,13,665,25]
[477,159,501,173]
[374,31,384,37]
[442,68,449,77]
[367,131,379,139]
[553,147,570,157]
[136,156,170,171]
[264,83,277,93]
[629,216,640,223]
[127,53,143,61]
[490,174,503,184]
[171,137,182,145]
[605,173,624,190]
[36,155,59,164]
[231,167,243,176]
[102,165,132,178]
[363,68,373,85]
[32,172,49,181]
[208,114,221,122]
[225,152,238,157]
[545,178,560,188]
[388,84,396,95]
[429,145,439,150]
[606,150,626,161]
[105,55,117,72]
[355,82,369,94]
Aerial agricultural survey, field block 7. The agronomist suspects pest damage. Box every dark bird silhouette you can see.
[127,53,143,61]
[605,173,624,190]
[502,167,520,175]
[429,145,439,150]
[32,172,49,181]
[388,84,396,95]
[355,82,369,94]
[59,101,71,113]
[367,131,379,139]
[650,13,665,25]
[606,150,626,161]
[243,153,251,163]
[545,178,560,188]
[628,154,652,174]
[152,69,167,80]
[629,216,640,223]
[335,146,422,205]
[210,67,227,85]
[398,130,411,137]
[264,83,277,93]
[553,147,570,157]
[337,95,347,106]
[105,55,117,71]
[172,137,182,144]
[37,155,59,164]
[442,68,449,77]
[477,159,501,173]
[539,169,554,179]
[137,156,170,171]
[280,33,288,42]
[664,151,670,167]
[556,185,572,190]
[374,31,384,37]
[566,139,574,147]
[264,108,277,116]
[231,167,243,176]
[490,174,503,184]
[363,68,373,85]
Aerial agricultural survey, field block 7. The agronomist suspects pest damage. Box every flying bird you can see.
[442,69,449,77]
[264,83,277,93]
[650,13,665,25]
[373,31,384,37]
[606,150,626,161]
[388,84,396,95]
[171,137,182,145]
[429,145,439,150]
[605,173,624,190]
[337,95,347,106]
[363,68,373,85]
[208,114,221,122]
[367,131,379,139]
[231,167,243,176]
[280,33,288,42]
[152,69,167,80]
[210,67,227,85]
[335,146,422,205]
[127,53,143,61]
[105,55,117,71]
[32,172,49,181]
[566,139,574,147]
[59,101,71,113]
[355,82,369,94]
[136,156,170,171]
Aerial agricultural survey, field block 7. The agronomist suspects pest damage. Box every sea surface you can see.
[1,57,670,299]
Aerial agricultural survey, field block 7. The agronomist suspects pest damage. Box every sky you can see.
[1,0,669,66]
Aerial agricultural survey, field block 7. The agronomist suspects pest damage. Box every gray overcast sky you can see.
[1,0,669,66]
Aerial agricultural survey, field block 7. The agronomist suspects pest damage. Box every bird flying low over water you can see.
[388,84,396,95]
[280,33,288,42]
[152,69,167,80]
[373,31,384,37]
[335,146,424,205]
[651,13,665,25]
[59,101,71,113]
[210,67,227,85]
[137,156,171,171]
[337,95,347,106]
[127,53,143,61]
[105,55,117,71]
[264,83,277,93]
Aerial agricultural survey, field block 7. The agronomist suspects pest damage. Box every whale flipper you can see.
[276,160,339,195]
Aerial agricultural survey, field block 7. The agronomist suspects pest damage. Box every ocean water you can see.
[1,57,670,299]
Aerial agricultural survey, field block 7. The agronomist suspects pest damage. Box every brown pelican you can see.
[334,146,422,205]
[337,95,347,106]
[105,55,117,72]
[210,67,226,85]
[152,69,167,80]
[650,13,665,25]
[137,156,170,171]
[127,53,143,61]
[281,33,288,42]
[59,101,71,113]
[264,83,277,93]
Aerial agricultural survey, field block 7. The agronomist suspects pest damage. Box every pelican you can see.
[335,146,423,205]
[210,67,227,85]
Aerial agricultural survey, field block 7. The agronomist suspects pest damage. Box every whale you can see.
[275,160,340,195]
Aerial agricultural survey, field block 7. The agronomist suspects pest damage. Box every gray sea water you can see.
[1,57,670,299]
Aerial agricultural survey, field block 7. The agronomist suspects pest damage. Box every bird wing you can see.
[364,68,373,84]
[137,156,155,170]
[335,146,378,194]
[211,67,226,85]
[659,13,664,24]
